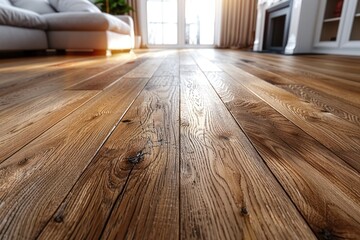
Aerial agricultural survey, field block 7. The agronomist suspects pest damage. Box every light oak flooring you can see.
[0,49,359,239]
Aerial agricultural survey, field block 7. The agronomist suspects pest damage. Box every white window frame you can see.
[139,0,217,48]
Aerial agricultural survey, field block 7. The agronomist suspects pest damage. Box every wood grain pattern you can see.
[0,54,140,111]
[197,50,360,106]
[245,61,360,107]
[231,51,360,106]
[101,82,179,240]
[0,56,85,73]
[218,63,360,172]
[0,51,140,91]
[0,56,94,90]
[0,90,98,163]
[0,56,55,69]
[281,84,360,126]
[224,51,360,82]
[0,66,103,111]
[179,56,315,239]
[232,61,360,127]
[268,54,360,82]
[68,58,147,90]
[299,55,360,77]
[124,58,165,78]
[205,70,360,239]
[1,49,359,239]
[153,52,180,77]
[38,79,179,240]
[0,77,149,239]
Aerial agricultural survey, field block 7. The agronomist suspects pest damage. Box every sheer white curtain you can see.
[215,0,257,48]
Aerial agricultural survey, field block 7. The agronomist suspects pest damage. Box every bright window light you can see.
[185,0,215,45]
[146,0,215,46]
[147,0,178,45]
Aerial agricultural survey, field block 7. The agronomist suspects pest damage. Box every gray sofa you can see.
[0,0,134,53]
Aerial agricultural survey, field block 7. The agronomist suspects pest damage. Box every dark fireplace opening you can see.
[271,15,286,47]
[264,1,292,53]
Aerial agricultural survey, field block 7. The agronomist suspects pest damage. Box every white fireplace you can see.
[253,0,319,54]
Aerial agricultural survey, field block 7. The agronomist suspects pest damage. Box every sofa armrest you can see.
[115,15,135,49]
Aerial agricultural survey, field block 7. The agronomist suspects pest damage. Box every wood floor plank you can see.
[0,52,139,92]
[0,68,100,111]
[227,51,360,82]
[0,56,85,73]
[0,54,140,111]
[1,49,359,239]
[0,76,151,239]
[0,68,66,96]
[272,55,360,82]
[38,76,179,240]
[101,83,179,240]
[124,58,165,78]
[198,50,360,106]
[218,63,360,172]
[68,58,146,90]
[205,70,360,239]
[300,55,360,76]
[248,61,360,106]
[0,55,53,68]
[0,56,96,89]
[0,90,98,163]
[243,53,360,106]
[153,52,180,77]
[232,61,360,127]
[302,55,360,75]
[147,52,180,85]
[179,55,315,239]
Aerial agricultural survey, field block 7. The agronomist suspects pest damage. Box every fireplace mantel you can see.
[253,0,319,54]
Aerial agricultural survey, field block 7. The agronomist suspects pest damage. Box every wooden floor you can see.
[0,49,359,239]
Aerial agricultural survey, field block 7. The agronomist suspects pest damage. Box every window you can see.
[147,0,178,45]
[185,0,215,45]
[145,0,216,47]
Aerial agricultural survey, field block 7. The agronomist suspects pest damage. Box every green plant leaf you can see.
[94,0,134,14]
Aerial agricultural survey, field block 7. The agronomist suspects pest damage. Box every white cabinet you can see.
[342,0,360,46]
[314,0,360,55]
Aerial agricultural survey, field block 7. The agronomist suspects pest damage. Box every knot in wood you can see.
[18,157,29,166]
[320,229,334,240]
[241,207,249,216]
[54,215,64,223]
[127,151,145,164]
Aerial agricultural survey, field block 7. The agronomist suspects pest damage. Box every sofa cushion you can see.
[44,12,130,34]
[10,0,56,14]
[49,0,101,13]
[0,5,47,29]
[0,0,11,6]
[0,25,48,50]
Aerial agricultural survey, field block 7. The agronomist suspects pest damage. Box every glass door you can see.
[185,0,215,45]
[320,0,344,42]
[350,0,360,40]
[147,0,178,45]
[146,0,216,47]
